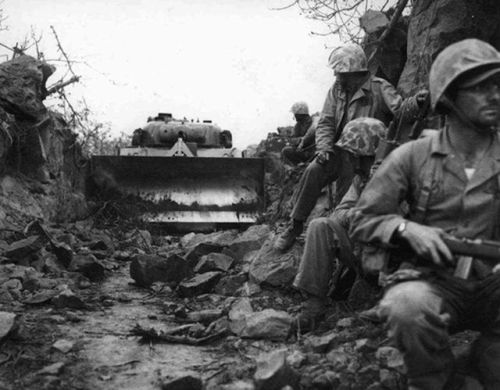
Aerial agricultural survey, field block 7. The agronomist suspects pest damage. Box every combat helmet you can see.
[336,117,387,156]
[328,44,368,74]
[429,39,500,110]
[290,101,309,115]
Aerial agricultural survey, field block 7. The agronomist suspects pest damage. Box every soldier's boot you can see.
[295,296,326,333]
[274,220,303,252]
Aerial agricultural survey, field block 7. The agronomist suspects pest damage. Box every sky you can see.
[0,0,340,149]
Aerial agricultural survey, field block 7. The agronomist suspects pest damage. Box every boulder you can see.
[130,254,189,287]
[180,230,239,249]
[240,309,292,341]
[184,242,224,268]
[228,298,254,335]
[194,252,234,273]
[160,373,203,390]
[214,273,248,296]
[0,311,18,341]
[69,254,106,282]
[177,272,222,297]
[51,288,87,309]
[249,239,300,287]
[5,235,45,262]
[254,349,299,390]
[225,225,270,262]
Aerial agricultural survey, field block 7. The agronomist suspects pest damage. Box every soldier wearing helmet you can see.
[351,39,500,389]
[281,102,318,165]
[293,118,387,331]
[275,43,428,251]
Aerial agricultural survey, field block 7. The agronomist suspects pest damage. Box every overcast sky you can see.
[1,0,340,149]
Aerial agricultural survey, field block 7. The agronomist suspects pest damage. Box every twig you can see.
[50,25,76,77]
[367,0,409,66]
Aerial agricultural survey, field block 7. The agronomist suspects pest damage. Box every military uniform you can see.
[350,38,500,389]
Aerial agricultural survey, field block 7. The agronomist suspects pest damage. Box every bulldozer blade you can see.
[90,156,265,232]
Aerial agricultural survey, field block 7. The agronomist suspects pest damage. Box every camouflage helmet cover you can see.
[336,117,387,156]
[429,39,500,110]
[327,44,368,73]
[290,101,309,115]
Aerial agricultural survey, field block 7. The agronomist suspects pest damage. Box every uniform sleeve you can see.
[377,78,423,122]
[331,176,362,230]
[349,142,414,247]
[300,116,318,149]
[315,85,338,153]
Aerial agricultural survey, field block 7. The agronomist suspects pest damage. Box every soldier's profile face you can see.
[455,75,500,128]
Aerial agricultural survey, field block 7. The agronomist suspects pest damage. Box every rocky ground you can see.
[0,182,482,390]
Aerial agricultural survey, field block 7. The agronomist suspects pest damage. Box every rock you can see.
[254,349,299,390]
[5,235,45,262]
[52,339,74,353]
[114,250,133,261]
[228,298,254,335]
[225,225,270,262]
[312,371,340,389]
[36,362,65,376]
[304,331,338,353]
[184,309,224,325]
[184,242,224,268]
[177,271,222,297]
[180,230,239,249]
[360,10,389,34]
[326,348,351,369]
[249,238,300,287]
[194,252,234,273]
[214,273,248,296]
[286,350,306,369]
[221,381,255,390]
[336,317,355,328]
[236,281,262,297]
[0,311,18,341]
[130,254,189,287]
[69,254,106,282]
[376,346,406,373]
[87,235,114,253]
[51,288,87,309]
[23,289,58,305]
[161,373,203,390]
[0,55,54,118]
[241,309,292,341]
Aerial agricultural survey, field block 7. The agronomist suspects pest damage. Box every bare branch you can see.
[46,75,81,96]
[50,25,76,77]
[269,0,298,11]
[367,0,409,66]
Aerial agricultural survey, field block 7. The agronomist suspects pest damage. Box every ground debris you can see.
[131,323,228,345]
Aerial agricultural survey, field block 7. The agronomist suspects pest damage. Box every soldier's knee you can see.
[380,281,439,326]
[307,217,330,235]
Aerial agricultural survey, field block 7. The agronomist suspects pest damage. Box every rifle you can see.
[443,236,500,279]
[375,93,431,162]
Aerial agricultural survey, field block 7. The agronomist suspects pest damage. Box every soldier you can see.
[274,44,427,252]
[350,39,500,389]
[293,117,386,330]
[281,101,317,165]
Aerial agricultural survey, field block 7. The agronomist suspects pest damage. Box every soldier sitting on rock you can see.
[293,117,387,331]
[351,39,500,389]
[281,101,318,166]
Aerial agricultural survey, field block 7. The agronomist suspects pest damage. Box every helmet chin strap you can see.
[440,95,498,135]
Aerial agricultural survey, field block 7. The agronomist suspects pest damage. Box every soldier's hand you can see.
[416,89,430,107]
[315,151,330,165]
[400,221,453,266]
